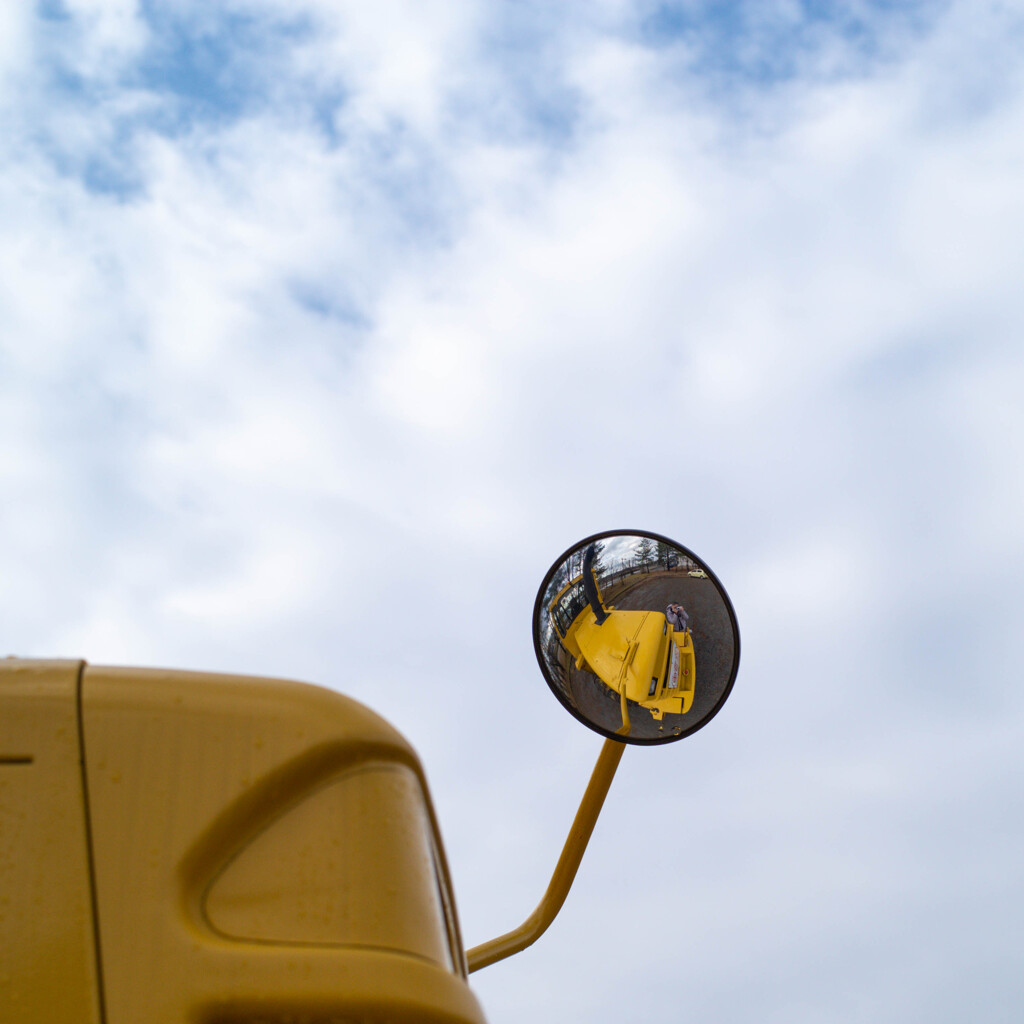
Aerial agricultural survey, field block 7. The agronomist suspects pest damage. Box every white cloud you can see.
[57,0,148,80]
[2,2,1023,1022]
[0,6,33,99]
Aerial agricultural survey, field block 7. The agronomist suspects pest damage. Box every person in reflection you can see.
[666,603,690,633]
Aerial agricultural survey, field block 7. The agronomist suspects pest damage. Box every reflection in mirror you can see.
[534,532,740,745]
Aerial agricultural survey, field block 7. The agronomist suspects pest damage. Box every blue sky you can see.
[2,2,1023,1022]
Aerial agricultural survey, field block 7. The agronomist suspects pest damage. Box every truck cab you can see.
[1,658,485,1024]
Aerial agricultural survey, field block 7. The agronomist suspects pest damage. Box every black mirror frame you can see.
[532,529,741,746]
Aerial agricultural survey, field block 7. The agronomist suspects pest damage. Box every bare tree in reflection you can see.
[634,536,656,572]
[655,540,676,570]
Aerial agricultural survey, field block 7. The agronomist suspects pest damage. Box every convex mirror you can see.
[534,531,740,744]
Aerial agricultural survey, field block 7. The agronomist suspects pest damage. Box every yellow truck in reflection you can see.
[548,572,696,719]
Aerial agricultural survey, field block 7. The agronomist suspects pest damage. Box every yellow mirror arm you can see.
[617,684,631,737]
[465,737,626,973]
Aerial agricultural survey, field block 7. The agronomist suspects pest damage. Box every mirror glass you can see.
[534,531,740,744]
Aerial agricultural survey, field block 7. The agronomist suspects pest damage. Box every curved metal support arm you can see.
[465,737,626,973]
[617,683,631,737]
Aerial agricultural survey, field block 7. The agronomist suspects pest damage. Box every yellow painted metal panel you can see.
[0,659,102,1024]
[82,665,484,1024]
[206,762,453,967]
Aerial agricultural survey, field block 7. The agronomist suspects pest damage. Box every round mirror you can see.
[534,531,740,745]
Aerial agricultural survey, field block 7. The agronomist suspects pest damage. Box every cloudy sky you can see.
[3,1,1023,1021]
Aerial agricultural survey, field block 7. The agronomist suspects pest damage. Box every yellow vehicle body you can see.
[0,658,486,1024]
[549,578,696,719]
